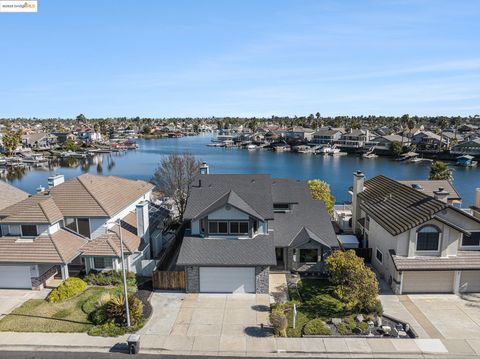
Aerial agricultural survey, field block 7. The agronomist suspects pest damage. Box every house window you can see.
[21,225,38,237]
[93,257,113,270]
[65,217,77,232]
[209,221,248,235]
[299,249,318,262]
[77,218,90,238]
[417,226,440,251]
[375,248,383,263]
[462,232,480,247]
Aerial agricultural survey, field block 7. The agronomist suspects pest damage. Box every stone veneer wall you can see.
[255,266,269,294]
[185,266,200,293]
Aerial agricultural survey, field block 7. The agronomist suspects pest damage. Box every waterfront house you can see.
[0,173,156,289]
[456,155,478,167]
[312,128,344,145]
[177,173,338,293]
[20,133,57,150]
[336,129,370,150]
[50,132,77,145]
[350,171,480,294]
[411,131,445,152]
[451,139,480,157]
[286,127,316,142]
[367,134,410,153]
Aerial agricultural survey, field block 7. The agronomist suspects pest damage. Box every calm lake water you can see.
[4,134,480,205]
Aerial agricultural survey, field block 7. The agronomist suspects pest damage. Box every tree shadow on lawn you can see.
[5,313,91,325]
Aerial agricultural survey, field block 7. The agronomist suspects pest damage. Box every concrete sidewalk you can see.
[1,331,479,357]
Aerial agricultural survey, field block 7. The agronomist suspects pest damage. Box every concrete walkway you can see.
[399,295,444,339]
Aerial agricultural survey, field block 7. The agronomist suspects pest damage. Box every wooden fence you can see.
[152,270,186,290]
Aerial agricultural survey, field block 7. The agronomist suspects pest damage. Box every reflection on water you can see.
[2,134,480,205]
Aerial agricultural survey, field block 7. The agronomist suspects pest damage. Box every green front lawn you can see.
[0,286,122,333]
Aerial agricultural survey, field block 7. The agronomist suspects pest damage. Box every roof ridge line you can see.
[77,175,110,216]
[48,232,67,263]
[105,233,122,257]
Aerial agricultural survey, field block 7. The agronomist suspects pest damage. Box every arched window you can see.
[417,225,440,251]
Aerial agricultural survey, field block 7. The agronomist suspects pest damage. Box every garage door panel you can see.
[0,266,32,289]
[403,271,453,293]
[200,267,255,293]
[460,271,480,293]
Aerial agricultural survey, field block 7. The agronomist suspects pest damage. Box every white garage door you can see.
[460,271,480,293]
[200,267,255,293]
[403,271,454,293]
[0,266,32,289]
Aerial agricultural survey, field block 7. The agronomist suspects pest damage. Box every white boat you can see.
[247,144,257,150]
[363,153,378,159]
[409,157,422,163]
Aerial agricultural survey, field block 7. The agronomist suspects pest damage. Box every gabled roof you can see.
[184,174,274,220]
[359,176,448,236]
[194,190,265,220]
[290,227,333,248]
[0,194,63,224]
[0,181,29,211]
[0,173,153,224]
[0,229,87,264]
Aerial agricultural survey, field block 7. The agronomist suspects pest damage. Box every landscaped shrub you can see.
[363,298,383,315]
[303,319,331,336]
[357,321,369,333]
[84,271,137,287]
[335,322,351,335]
[286,309,309,338]
[270,311,288,337]
[106,293,143,326]
[303,293,346,318]
[47,277,87,303]
[343,316,357,331]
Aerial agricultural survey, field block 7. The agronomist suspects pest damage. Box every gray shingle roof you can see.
[271,179,305,204]
[184,174,274,220]
[359,176,448,236]
[177,235,277,266]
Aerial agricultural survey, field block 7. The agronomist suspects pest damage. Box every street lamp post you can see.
[118,218,131,327]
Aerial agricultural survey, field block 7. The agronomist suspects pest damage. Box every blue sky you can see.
[1,0,479,118]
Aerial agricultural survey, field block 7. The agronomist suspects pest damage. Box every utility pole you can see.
[118,218,131,327]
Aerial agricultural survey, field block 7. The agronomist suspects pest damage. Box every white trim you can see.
[20,224,38,238]
[415,226,441,252]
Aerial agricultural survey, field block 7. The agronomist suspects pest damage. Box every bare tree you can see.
[152,153,201,221]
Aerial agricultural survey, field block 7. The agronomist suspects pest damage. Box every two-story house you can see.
[0,173,154,290]
[176,172,338,294]
[336,129,370,150]
[312,128,344,145]
[411,131,445,152]
[351,171,480,294]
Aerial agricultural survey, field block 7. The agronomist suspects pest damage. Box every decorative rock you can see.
[355,314,364,323]
[398,330,408,338]
[331,318,342,325]
[404,323,410,332]
[367,320,374,327]
[381,325,391,334]
[374,315,382,327]
[391,327,399,337]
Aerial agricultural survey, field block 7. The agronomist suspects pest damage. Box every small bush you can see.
[270,311,288,337]
[84,271,136,287]
[335,322,351,335]
[358,321,369,333]
[106,293,143,326]
[47,277,87,303]
[363,298,383,315]
[343,316,357,331]
[286,309,309,338]
[303,319,331,336]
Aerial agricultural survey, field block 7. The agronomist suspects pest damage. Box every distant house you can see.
[368,134,409,152]
[77,128,102,142]
[312,128,344,145]
[20,133,57,150]
[336,129,370,149]
[0,174,157,290]
[411,131,445,152]
[458,124,479,133]
[451,139,480,157]
[350,171,480,294]
[177,173,338,293]
[51,132,77,144]
[286,127,316,142]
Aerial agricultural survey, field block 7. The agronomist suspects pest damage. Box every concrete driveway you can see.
[0,289,49,319]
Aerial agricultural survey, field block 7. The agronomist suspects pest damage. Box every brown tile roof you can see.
[398,180,461,202]
[0,181,29,211]
[49,173,153,217]
[0,173,153,224]
[0,229,87,264]
[391,251,480,271]
[358,176,447,236]
[0,194,64,224]
[81,216,140,257]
